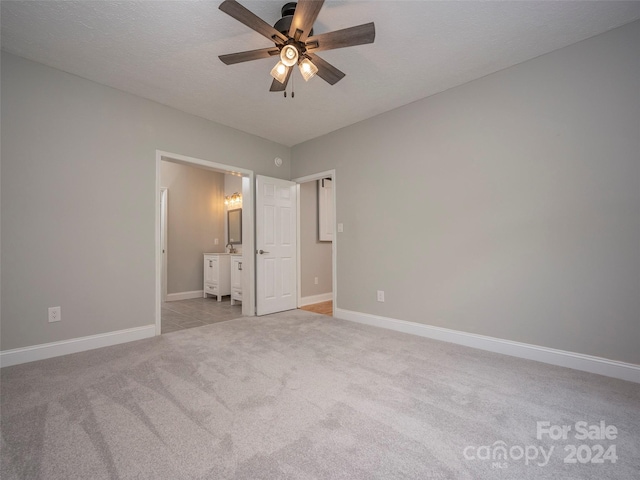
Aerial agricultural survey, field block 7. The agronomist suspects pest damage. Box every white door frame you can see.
[155,150,255,336]
[293,169,337,310]
[160,188,168,303]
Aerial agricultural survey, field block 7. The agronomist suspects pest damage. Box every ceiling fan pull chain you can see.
[291,74,295,99]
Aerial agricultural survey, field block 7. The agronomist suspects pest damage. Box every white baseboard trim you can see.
[0,325,156,368]
[299,292,333,307]
[334,308,640,384]
[166,290,203,301]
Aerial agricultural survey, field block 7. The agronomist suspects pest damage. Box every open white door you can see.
[256,175,297,315]
[160,188,168,303]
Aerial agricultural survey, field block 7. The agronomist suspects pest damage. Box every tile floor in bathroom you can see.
[161,296,242,334]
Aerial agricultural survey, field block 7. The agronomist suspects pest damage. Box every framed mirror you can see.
[228,208,242,244]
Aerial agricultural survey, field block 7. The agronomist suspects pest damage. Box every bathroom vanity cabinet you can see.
[230,254,243,305]
[203,253,231,301]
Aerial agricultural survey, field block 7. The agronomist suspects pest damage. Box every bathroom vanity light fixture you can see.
[224,192,242,207]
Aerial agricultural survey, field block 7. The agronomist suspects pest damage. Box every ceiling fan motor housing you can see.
[273,2,313,37]
[281,2,297,17]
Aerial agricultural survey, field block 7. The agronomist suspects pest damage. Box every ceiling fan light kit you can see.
[270,62,289,84]
[299,57,319,81]
[218,0,375,94]
[279,44,299,67]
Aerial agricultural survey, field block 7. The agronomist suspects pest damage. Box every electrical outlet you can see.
[214,238,219,245]
[377,290,385,302]
[48,306,61,323]
[314,277,319,285]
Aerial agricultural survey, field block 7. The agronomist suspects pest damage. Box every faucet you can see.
[226,243,236,254]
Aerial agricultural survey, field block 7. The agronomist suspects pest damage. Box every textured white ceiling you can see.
[2,1,640,146]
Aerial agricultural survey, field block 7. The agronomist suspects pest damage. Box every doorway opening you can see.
[155,150,255,336]
[294,170,337,316]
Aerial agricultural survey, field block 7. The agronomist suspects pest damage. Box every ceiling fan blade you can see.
[289,0,324,42]
[306,22,375,53]
[219,0,287,45]
[306,53,345,85]
[269,66,293,92]
[219,47,280,65]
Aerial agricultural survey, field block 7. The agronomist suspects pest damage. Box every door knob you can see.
[258,250,269,254]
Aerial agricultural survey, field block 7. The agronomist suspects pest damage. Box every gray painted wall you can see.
[299,181,332,298]
[160,161,225,295]
[2,22,638,366]
[291,22,640,365]
[1,52,290,351]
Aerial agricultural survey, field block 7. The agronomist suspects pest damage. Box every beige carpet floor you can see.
[1,310,639,479]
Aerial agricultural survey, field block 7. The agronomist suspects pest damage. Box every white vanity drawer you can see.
[205,284,218,294]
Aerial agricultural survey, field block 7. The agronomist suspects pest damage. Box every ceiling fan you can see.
[218,0,375,93]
